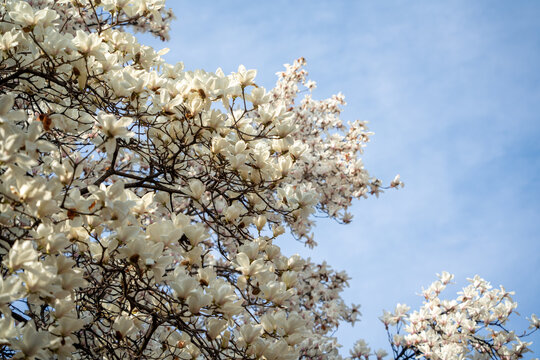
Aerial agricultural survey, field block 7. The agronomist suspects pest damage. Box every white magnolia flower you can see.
[187,178,205,200]
[73,30,103,58]
[9,1,57,28]
[113,315,136,339]
[8,240,38,271]
[235,65,257,87]
[0,275,23,305]
[12,323,50,358]
[96,114,134,139]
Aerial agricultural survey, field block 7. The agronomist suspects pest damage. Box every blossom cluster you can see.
[379,273,538,360]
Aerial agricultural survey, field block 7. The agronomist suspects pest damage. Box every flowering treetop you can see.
[0,0,535,359]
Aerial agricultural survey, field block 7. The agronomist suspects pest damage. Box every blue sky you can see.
[140,1,540,356]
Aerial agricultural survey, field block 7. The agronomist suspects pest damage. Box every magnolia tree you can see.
[0,1,537,359]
